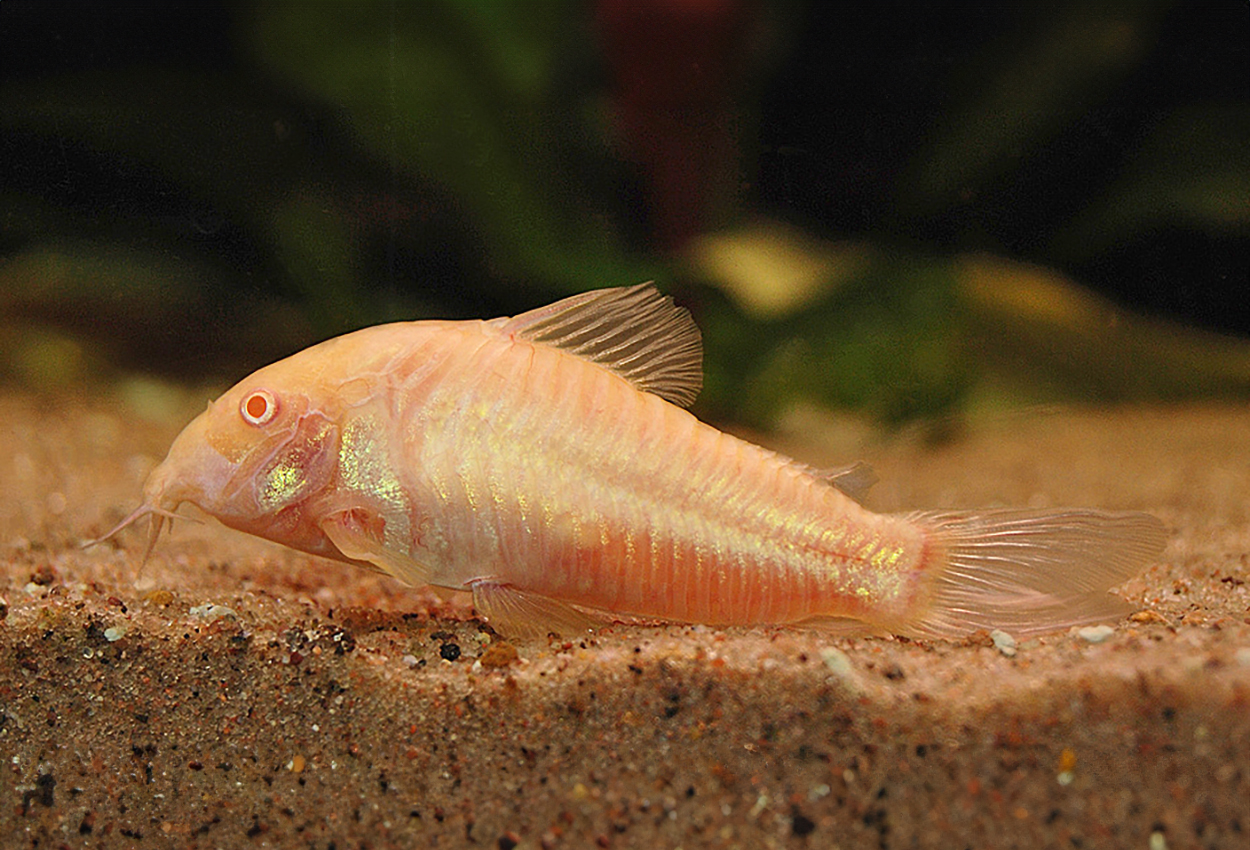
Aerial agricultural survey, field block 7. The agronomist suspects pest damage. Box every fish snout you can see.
[143,432,240,521]
[84,458,195,561]
[86,418,239,559]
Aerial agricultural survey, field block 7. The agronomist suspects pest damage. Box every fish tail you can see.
[901,509,1167,639]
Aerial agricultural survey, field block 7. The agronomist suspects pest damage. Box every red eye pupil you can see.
[245,394,269,420]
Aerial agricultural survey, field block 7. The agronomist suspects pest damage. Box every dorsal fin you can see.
[501,283,703,407]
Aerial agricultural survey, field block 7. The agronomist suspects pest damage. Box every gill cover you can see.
[252,411,338,513]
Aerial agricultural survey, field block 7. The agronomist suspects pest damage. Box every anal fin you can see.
[470,579,600,640]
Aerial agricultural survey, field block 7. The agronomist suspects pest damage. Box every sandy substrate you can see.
[1,390,1247,849]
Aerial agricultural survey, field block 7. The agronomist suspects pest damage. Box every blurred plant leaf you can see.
[894,0,1171,219]
[268,191,369,331]
[691,220,1250,428]
[0,244,310,379]
[685,220,875,320]
[246,0,657,293]
[740,257,966,427]
[957,254,1250,402]
[689,231,968,427]
[1050,103,1250,258]
[0,64,565,336]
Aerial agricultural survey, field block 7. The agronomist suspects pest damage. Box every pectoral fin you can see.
[469,579,600,640]
[320,510,432,587]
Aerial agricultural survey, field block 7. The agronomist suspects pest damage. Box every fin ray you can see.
[470,579,600,639]
[793,614,880,636]
[903,509,1166,639]
[502,283,703,407]
[320,511,432,587]
[813,461,878,503]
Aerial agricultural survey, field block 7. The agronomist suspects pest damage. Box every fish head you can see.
[93,357,343,557]
[166,375,340,524]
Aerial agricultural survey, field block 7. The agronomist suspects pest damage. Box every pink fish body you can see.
[98,285,1165,639]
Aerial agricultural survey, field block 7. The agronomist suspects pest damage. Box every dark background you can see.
[754,1,1248,333]
[2,0,1247,423]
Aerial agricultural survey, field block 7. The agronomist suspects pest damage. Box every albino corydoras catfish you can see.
[94,284,1166,639]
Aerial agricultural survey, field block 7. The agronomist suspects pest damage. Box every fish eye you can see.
[240,389,278,426]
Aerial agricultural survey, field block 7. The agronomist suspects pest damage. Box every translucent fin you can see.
[903,509,1167,639]
[501,283,703,407]
[792,614,880,636]
[320,511,432,586]
[469,579,600,640]
[813,461,878,503]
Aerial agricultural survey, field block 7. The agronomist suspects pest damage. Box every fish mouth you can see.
[84,447,216,562]
[85,396,330,561]
[84,410,237,561]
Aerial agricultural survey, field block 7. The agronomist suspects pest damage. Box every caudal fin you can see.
[903,509,1167,639]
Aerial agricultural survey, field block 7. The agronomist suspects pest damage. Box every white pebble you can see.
[990,629,1017,657]
[1077,625,1115,643]
[820,647,853,676]
[820,647,860,691]
[189,603,237,621]
[103,626,127,642]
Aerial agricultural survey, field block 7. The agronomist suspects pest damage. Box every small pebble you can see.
[990,629,1017,657]
[144,589,175,606]
[479,642,520,668]
[1056,747,1076,785]
[820,647,853,677]
[45,492,68,516]
[189,603,237,622]
[820,647,860,692]
[1076,625,1115,643]
[103,626,127,642]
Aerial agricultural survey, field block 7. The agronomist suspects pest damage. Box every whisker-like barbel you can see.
[84,504,189,566]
